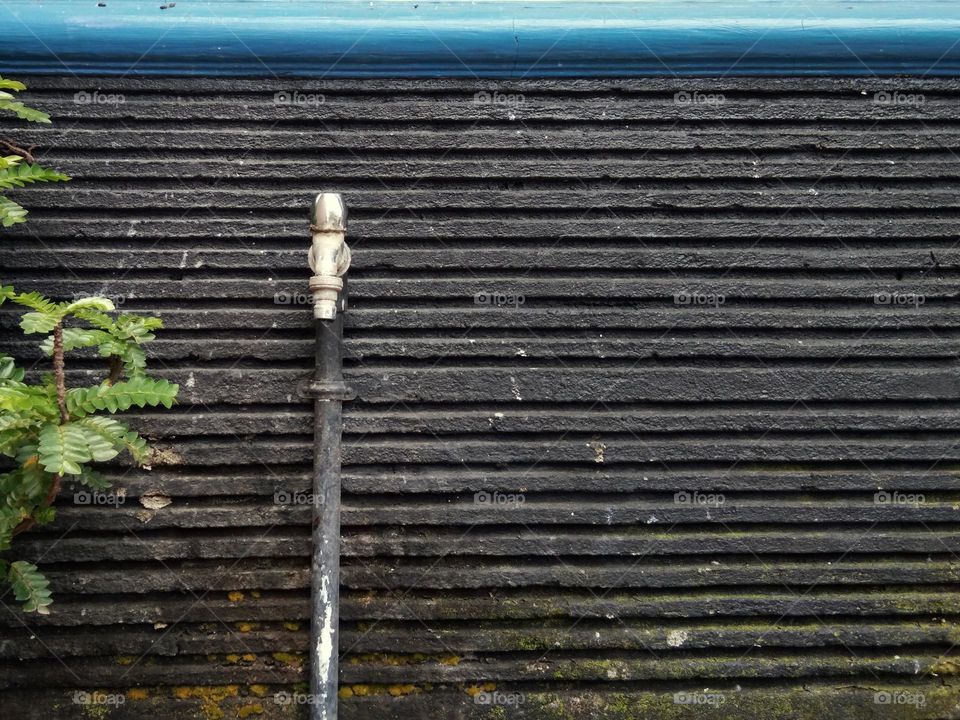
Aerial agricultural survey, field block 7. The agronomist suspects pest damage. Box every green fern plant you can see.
[0,76,70,226]
[0,288,178,613]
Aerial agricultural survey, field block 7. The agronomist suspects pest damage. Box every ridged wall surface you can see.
[1,77,959,719]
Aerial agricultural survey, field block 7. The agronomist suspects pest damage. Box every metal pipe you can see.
[308,193,351,321]
[303,193,354,720]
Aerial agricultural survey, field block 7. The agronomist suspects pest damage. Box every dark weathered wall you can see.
[1,77,959,719]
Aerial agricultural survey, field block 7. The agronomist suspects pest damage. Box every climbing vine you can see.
[0,76,70,226]
[0,78,178,613]
[0,292,178,612]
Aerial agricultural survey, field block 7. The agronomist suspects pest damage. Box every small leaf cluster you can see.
[0,288,178,613]
[0,76,70,226]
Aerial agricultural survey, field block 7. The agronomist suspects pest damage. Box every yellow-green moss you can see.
[928,658,960,675]
[271,652,305,667]
[227,654,256,664]
[237,703,264,718]
[347,652,460,666]
[516,636,544,651]
[339,683,428,698]
[170,685,240,720]
[80,703,110,720]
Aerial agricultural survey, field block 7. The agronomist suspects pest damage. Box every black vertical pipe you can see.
[311,301,345,720]
[304,194,353,720]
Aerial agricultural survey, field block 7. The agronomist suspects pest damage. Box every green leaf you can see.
[120,345,147,376]
[0,355,24,382]
[0,420,40,460]
[19,311,59,335]
[0,386,29,412]
[76,467,111,491]
[13,442,39,466]
[96,339,147,377]
[60,312,166,378]
[32,505,56,526]
[19,463,52,503]
[66,377,179,417]
[0,163,70,190]
[70,307,114,331]
[0,194,27,226]
[0,512,20,552]
[39,328,109,355]
[0,77,27,91]
[7,291,57,314]
[0,383,57,426]
[116,315,164,339]
[0,465,48,509]
[76,415,150,464]
[63,296,115,315]
[6,561,53,614]
[76,420,122,462]
[0,98,51,124]
[37,423,91,475]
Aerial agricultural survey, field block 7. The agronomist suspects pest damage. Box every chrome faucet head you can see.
[311,192,347,233]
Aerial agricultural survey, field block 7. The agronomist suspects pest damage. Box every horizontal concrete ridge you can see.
[2,77,960,718]
[3,1,960,76]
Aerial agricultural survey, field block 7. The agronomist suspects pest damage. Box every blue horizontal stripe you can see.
[2,1,960,77]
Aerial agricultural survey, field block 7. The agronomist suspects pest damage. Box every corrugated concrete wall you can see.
[1,77,959,719]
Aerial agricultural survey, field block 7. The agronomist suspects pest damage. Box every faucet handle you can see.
[310,192,347,233]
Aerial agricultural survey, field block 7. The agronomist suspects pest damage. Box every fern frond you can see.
[0,465,46,506]
[0,386,28,412]
[76,467,111,490]
[0,163,71,190]
[116,315,164,340]
[71,307,115,332]
[19,311,59,335]
[66,377,178,416]
[39,328,110,355]
[74,418,123,463]
[96,338,147,377]
[75,415,150,464]
[63,297,114,315]
[0,384,57,421]
[13,442,39,466]
[0,421,40,459]
[0,509,24,551]
[0,96,52,124]
[0,355,24,381]
[0,77,27,91]
[37,422,91,475]
[5,561,53,614]
[0,194,27,226]
[8,291,58,314]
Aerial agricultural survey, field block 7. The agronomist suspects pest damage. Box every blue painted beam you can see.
[2,1,960,77]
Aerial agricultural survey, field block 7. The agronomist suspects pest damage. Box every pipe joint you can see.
[309,192,351,321]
